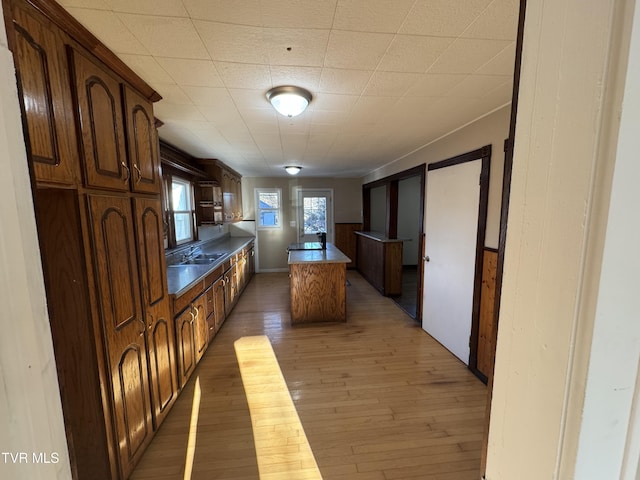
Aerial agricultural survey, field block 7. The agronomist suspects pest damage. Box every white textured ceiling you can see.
[58,0,519,177]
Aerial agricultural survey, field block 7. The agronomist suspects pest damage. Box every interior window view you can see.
[2,1,638,480]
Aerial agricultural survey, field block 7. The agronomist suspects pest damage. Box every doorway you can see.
[362,165,426,320]
[296,189,334,243]
[422,147,490,369]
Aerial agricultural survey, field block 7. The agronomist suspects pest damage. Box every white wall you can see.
[486,0,639,478]
[364,105,509,249]
[0,6,72,478]
[369,185,386,233]
[241,176,362,271]
[574,0,640,476]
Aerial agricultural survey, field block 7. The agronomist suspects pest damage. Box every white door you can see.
[297,189,334,243]
[422,160,481,364]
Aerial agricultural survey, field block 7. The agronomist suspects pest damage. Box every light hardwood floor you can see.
[131,271,487,480]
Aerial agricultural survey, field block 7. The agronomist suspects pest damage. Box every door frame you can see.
[295,188,335,243]
[426,145,491,381]
[362,164,426,320]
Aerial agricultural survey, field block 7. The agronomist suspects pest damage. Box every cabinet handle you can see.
[147,312,154,331]
[133,164,142,184]
[137,318,145,337]
[189,308,195,325]
[121,161,130,183]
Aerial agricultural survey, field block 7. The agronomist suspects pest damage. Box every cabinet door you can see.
[205,285,216,342]
[193,293,208,362]
[11,4,78,186]
[124,86,161,194]
[236,251,246,292]
[87,194,152,479]
[248,246,255,277]
[234,176,243,220]
[214,277,226,331]
[221,170,236,222]
[70,48,129,191]
[133,198,177,427]
[224,264,238,316]
[175,307,196,389]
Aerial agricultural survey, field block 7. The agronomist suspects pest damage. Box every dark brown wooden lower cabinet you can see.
[34,190,178,479]
[173,286,210,389]
[88,195,154,479]
[224,263,239,316]
[133,198,178,428]
[213,276,226,331]
[175,304,197,389]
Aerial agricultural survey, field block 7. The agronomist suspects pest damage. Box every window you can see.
[171,176,194,244]
[255,188,282,229]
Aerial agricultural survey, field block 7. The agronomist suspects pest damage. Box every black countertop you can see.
[287,242,324,251]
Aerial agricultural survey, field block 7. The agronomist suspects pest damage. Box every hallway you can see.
[131,271,486,480]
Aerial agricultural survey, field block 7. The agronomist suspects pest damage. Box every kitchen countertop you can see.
[354,231,406,242]
[287,241,324,251]
[166,236,254,296]
[287,243,351,265]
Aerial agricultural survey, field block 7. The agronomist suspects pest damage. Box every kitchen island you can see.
[288,243,351,325]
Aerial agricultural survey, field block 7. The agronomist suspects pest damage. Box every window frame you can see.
[162,171,197,249]
[171,176,195,245]
[255,187,283,230]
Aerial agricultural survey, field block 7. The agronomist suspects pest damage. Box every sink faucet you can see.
[316,232,327,250]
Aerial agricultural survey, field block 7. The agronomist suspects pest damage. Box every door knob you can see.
[424,255,430,262]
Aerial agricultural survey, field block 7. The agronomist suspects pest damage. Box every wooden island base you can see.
[288,244,351,325]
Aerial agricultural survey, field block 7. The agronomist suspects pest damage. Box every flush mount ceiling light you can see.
[266,86,312,117]
[284,166,302,175]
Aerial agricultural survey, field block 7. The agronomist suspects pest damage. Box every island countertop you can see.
[354,231,406,243]
[287,243,351,265]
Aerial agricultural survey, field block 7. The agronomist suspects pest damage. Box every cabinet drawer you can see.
[204,265,223,286]
[173,280,205,315]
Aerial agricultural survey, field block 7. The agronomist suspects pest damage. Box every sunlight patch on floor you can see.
[183,376,201,480]
[234,336,323,480]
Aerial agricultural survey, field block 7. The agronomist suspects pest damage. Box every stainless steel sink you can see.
[181,258,216,265]
[197,253,225,260]
[167,252,226,267]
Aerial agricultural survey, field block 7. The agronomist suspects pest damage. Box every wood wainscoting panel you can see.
[334,223,362,268]
[477,248,498,379]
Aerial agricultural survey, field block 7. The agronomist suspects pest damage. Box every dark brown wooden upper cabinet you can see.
[11,2,79,186]
[124,86,161,194]
[69,47,129,192]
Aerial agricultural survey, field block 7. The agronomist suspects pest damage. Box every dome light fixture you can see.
[284,166,302,175]
[266,86,312,117]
